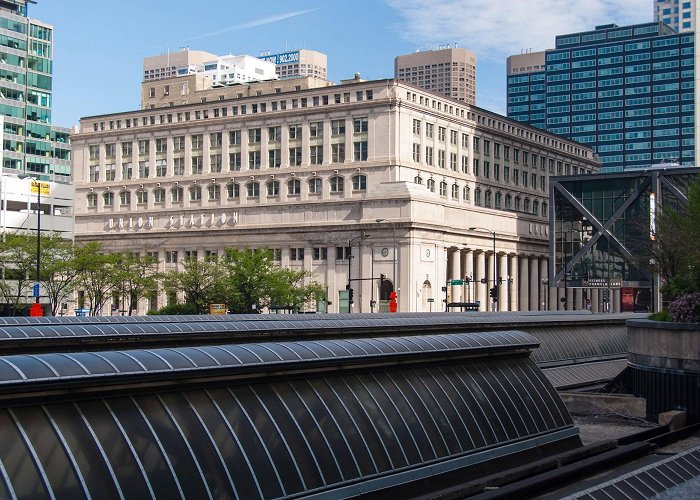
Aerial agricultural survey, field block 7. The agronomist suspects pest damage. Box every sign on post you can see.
[30,180,50,196]
[32,283,40,297]
[449,279,464,285]
[209,303,227,315]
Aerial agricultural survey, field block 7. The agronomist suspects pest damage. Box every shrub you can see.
[668,292,700,323]
[147,302,201,315]
[649,309,669,322]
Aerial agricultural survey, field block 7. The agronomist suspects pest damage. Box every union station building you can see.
[71,77,600,314]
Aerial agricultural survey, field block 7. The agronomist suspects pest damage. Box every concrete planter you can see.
[626,319,700,423]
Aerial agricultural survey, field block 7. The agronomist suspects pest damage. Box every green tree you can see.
[0,233,35,315]
[161,257,226,313]
[38,233,81,316]
[651,174,700,301]
[222,248,323,313]
[73,243,120,316]
[111,252,160,315]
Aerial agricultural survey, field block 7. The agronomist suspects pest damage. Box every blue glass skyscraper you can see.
[507,22,695,172]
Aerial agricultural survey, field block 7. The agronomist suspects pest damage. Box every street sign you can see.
[30,180,50,196]
[32,283,40,297]
[449,279,463,285]
[427,298,435,303]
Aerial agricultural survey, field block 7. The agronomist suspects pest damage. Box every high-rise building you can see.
[506,51,546,130]
[258,49,327,80]
[507,22,696,172]
[395,47,477,105]
[654,0,696,32]
[0,0,72,239]
[72,78,599,315]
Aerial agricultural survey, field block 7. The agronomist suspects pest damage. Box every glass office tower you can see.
[508,22,695,172]
[0,0,70,180]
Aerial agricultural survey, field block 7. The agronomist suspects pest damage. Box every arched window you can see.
[514,196,521,211]
[475,188,481,205]
[103,191,114,207]
[226,182,239,198]
[246,181,260,198]
[171,186,184,202]
[119,190,130,206]
[189,185,202,201]
[308,177,322,194]
[266,179,280,196]
[288,178,301,195]
[136,189,147,205]
[208,184,221,201]
[495,192,502,208]
[427,178,435,192]
[153,187,166,203]
[439,181,448,196]
[87,193,97,208]
[505,193,512,209]
[329,175,344,193]
[533,200,539,215]
[351,174,366,191]
[524,198,531,213]
[414,175,423,185]
[484,189,492,207]
[463,186,470,201]
[451,183,459,199]
[542,201,548,217]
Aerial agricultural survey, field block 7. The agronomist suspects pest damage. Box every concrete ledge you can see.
[627,319,700,371]
[560,392,646,418]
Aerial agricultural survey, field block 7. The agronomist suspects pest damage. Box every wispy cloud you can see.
[385,0,650,60]
[149,9,318,49]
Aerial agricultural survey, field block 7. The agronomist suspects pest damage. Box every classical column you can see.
[612,289,621,313]
[519,255,529,311]
[509,254,519,311]
[498,253,508,311]
[529,256,539,311]
[566,287,574,311]
[449,248,461,303]
[557,286,565,310]
[575,288,584,311]
[591,289,600,313]
[465,249,474,303]
[476,251,487,311]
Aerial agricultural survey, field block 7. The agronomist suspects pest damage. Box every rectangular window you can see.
[191,156,203,174]
[413,119,421,135]
[450,152,457,171]
[268,149,282,168]
[450,130,458,145]
[413,143,421,162]
[425,146,433,165]
[228,153,241,171]
[353,141,368,161]
[138,139,149,155]
[289,147,302,166]
[174,157,185,175]
[289,124,301,140]
[426,123,434,139]
[331,119,345,136]
[290,248,305,261]
[332,143,345,163]
[313,247,328,261]
[309,121,323,138]
[437,149,445,168]
[353,117,368,133]
[173,136,185,151]
[248,128,261,144]
[310,145,323,165]
[156,159,167,177]
[210,154,222,173]
[121,162,132,180]
[438,126,446,142]
[229,130,241,145]
[191,134,202,149]
[139,161,150,178]
[268,126,281,142]
[248,151,261,169]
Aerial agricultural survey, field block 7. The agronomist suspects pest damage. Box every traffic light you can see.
[464,276,471,284]
[348,288,354,304]
[489,286,498,301]
[380,273,386,287]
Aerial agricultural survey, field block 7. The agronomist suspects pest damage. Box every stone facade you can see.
[73,79,599,314]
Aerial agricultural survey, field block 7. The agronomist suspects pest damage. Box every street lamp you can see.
[375,218,397,301]
[18,174,42,316]
[347,232,368,312]
[469,227,497,312]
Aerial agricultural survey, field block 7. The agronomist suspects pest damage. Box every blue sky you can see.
[35,0,651,127]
